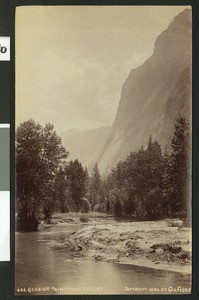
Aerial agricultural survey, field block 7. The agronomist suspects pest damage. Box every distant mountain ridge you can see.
[61,9,191,176]
[61,126,111,169]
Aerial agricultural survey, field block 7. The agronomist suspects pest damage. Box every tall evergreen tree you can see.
[90,164,101,192]
[84,167,90,198]
[169,115,191,219]
[64,159,86,212]
[89,164,101,210]
[54,167,69,213]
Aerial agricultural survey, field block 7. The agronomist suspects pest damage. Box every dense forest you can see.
[16,115,191,231]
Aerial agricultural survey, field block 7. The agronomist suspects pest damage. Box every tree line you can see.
[106,116,191,221]
[16,115,191,231]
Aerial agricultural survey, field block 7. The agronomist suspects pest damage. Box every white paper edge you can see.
[0,191,10,261]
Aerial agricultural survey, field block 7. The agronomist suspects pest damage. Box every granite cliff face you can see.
[97,9,192,175]
[61,10,191,175]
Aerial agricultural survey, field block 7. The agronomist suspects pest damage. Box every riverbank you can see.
[64,218,191,275]
[43,212,116,226]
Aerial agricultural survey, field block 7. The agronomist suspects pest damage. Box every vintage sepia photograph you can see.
[15,6,192,295]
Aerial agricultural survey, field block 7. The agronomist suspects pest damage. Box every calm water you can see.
[15,224,191,295]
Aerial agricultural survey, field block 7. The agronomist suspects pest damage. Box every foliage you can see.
[54,167,69,213]
[114,199,123,218]
[80,216,89,223]
[16,115,191,227]
[89,164,102,210]
[168,115,191,219]
[106,200,111,214]
[104,115,191,221]
[16,119,68,230]
[63,159,87,212]
[81,197,91,213]
[84,167,90,197]
[111,137,165,219]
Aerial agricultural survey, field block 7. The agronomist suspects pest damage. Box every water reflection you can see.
[15,224,191,295]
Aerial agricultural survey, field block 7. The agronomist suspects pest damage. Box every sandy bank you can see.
[66,219,191,275]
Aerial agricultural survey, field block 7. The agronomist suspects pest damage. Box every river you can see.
[15,224,191,295]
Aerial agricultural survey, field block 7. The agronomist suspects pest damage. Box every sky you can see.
[15,5,188,134]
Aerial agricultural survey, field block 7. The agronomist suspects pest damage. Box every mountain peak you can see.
[154,8,191,55]
[168,8,191,29]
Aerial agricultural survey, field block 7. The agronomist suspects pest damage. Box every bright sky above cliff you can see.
[16,5,188,133]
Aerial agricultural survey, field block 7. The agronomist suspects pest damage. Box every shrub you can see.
[80,216,89,223]
[114,199,122,218]
[81,197,91,213]
[106,200,111,214]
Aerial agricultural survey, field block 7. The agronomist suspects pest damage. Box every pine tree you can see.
[89,164,101,210]
[147,134,153,151]
[169,115,191,219]
[114,198,122,218]
[84,167,90,197]
[90,164,101,192]
[64,159,86,212]
[54,167,69,213]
